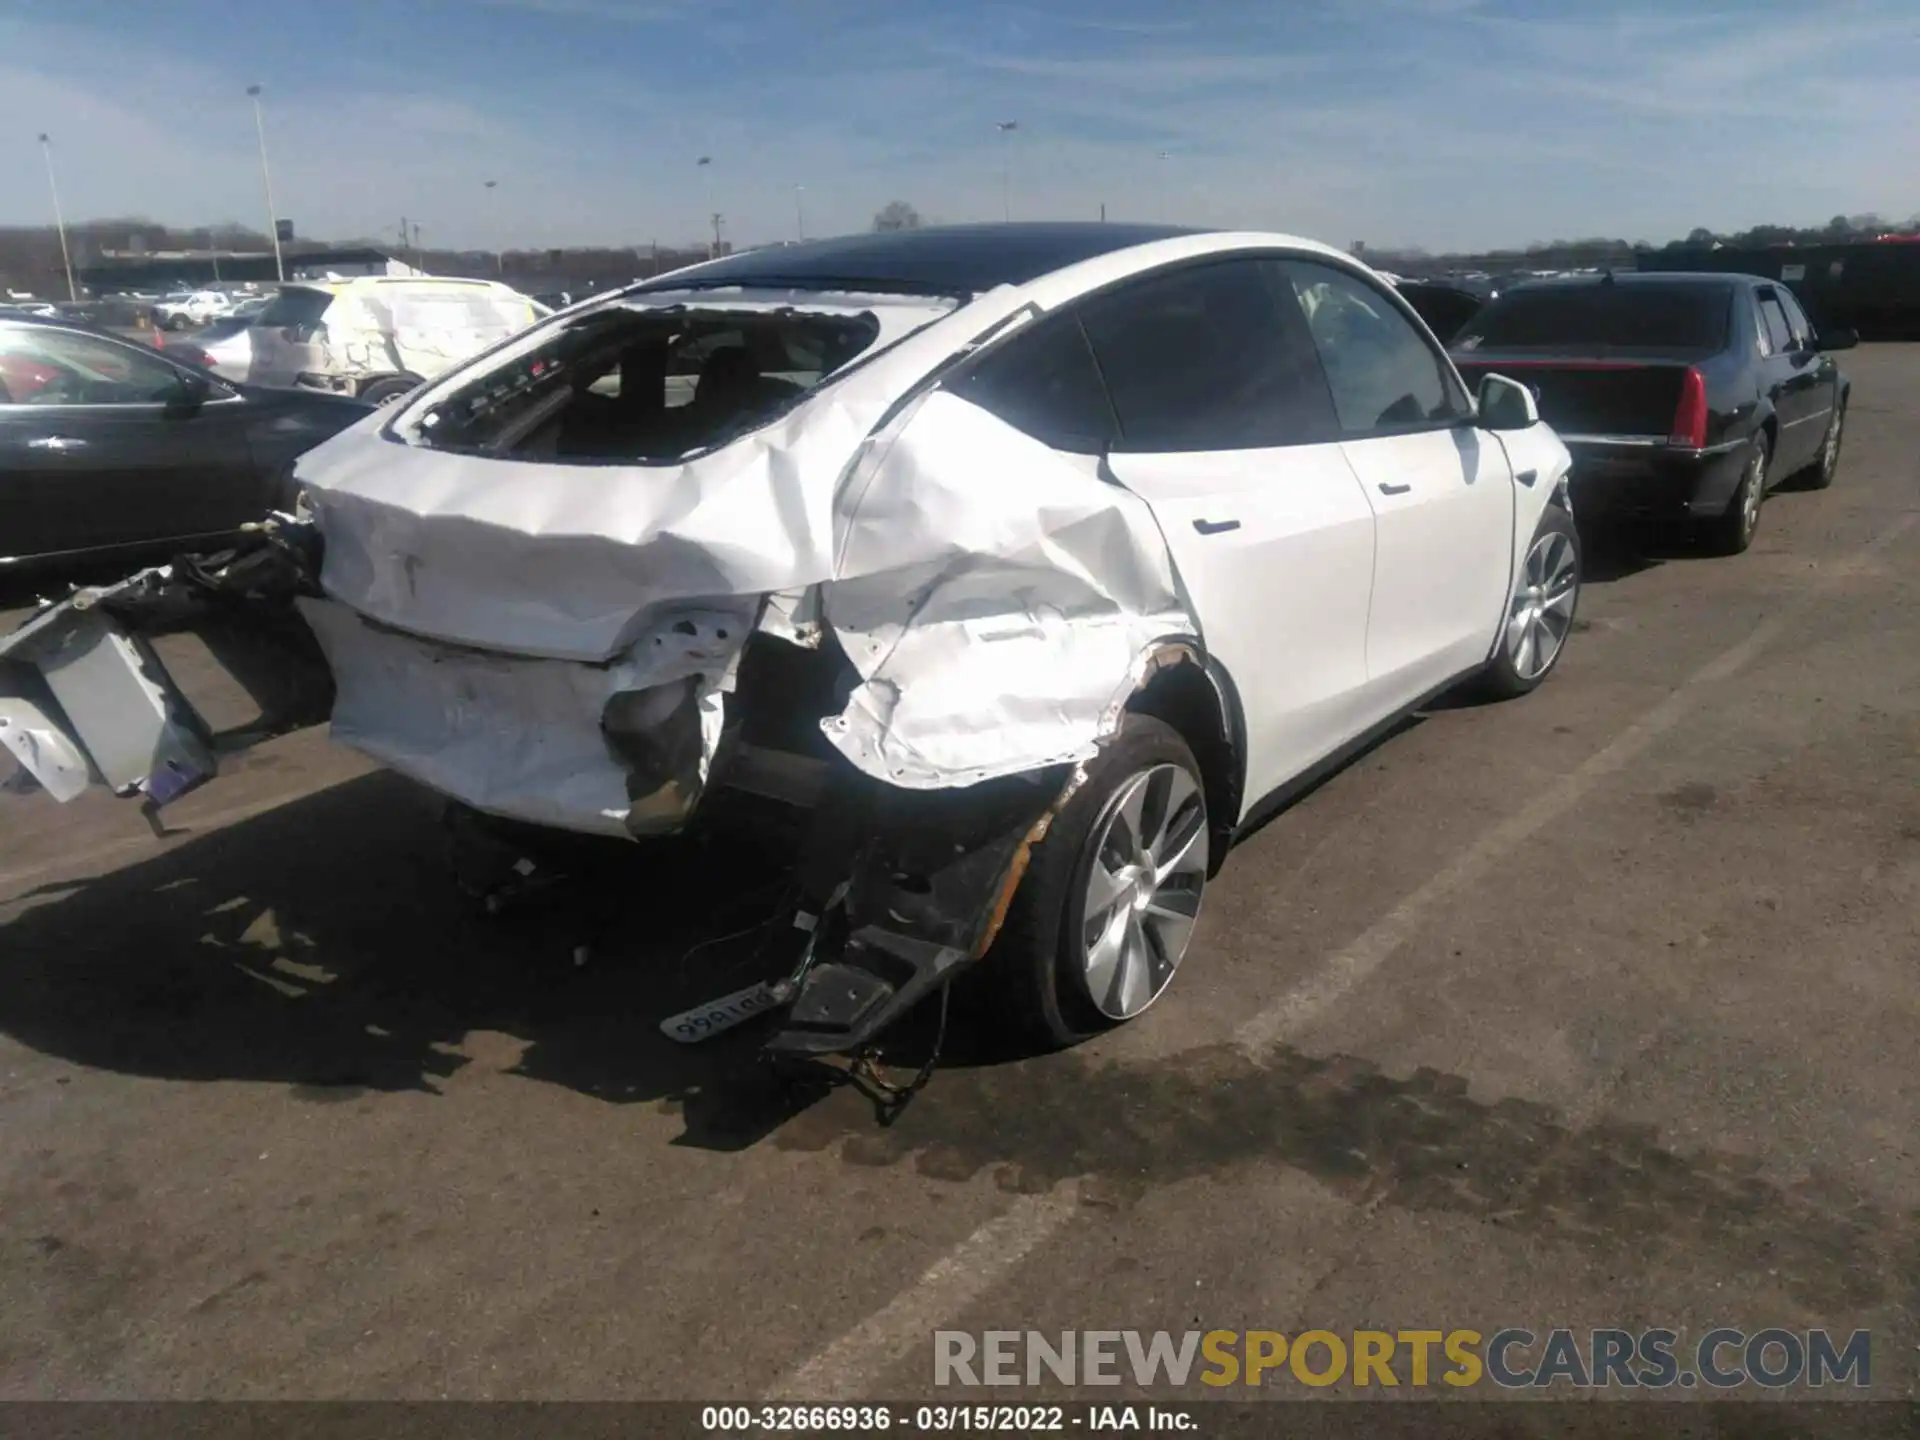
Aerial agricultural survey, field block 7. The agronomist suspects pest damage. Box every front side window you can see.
[947,310,1115,453]
[0,328,191,406]
[1279,259,1470,434]
[1076,258,1337,452]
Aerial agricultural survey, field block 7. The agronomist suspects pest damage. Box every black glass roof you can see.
[632,222,1208,299]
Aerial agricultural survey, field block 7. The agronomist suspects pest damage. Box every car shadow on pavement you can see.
[0,772,804,1108]
[5,773,1911,1317]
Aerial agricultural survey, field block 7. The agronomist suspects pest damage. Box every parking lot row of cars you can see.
[0,223,1856,1061]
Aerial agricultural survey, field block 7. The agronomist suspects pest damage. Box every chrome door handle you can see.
[26,436,86,452]
[1192,518,1241,535]
[1377,481,1412,495]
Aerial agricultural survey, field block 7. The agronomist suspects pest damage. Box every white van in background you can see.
[246,276,550,405]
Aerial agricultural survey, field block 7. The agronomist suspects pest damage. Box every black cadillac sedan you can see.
[1450,272,1855,554]
[1,316,371,568]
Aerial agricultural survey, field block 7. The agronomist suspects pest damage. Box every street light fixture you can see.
[997,119,1021,222]
[246,84,285,282]
[485,180,502,273]
[36,133,76,303]
[697,155,714,257]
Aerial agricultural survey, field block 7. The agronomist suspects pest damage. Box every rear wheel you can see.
[1702,433,1769,556]
[1804,399,1845,490]
[357,376,420,406]
[979,715,1210,1049]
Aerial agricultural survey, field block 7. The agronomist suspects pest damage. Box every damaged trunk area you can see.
[407,300,888,463]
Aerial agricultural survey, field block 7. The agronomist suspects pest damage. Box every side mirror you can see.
[1477,371,1540,431]
[1814,326,1858,352]
[164,373,212,418]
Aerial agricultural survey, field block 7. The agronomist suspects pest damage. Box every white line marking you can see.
[771,1181,1083,1400]
[1233,510,1918,1053]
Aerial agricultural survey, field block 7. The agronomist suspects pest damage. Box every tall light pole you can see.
[485,179,502,274]
[793,184,805,242]
[697,155,714,257]
[996,120,1019,222]
[246,84,285,282]
[36,133,76,303]
[1157,150,1170,223]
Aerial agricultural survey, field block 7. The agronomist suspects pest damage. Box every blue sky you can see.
[2,0,1915,254]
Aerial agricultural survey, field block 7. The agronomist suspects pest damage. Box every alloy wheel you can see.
[1504,529,1579,681]
[1077,763,1209,1020]
[1821,409,1844,480]
[1740,450,1766,540]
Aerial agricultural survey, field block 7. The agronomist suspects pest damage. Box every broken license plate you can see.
[659,982,780,1044]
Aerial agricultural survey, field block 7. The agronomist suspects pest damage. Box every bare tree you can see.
[872,201,923,233]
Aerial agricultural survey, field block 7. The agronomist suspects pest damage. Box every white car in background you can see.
[245,276,549,404]
[0,224,1579,1060]
[152,289,234,330]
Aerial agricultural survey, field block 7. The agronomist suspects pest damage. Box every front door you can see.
[1277,259,1517,711]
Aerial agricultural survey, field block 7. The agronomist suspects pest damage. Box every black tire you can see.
[1701,433,1769,556]
[1474,502,1581,701]
[357,376,420,406]
[974,714,1210,1050]
[1803,398,1845,490]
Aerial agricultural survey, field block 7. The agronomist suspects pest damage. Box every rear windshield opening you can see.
[410,304,884,462]
[1455,285,1731,354]
[254,287,334,330]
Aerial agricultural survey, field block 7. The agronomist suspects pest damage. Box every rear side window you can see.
[255,288,333,330]
[1758,289,1804,353]
[1456,284,1731,354]
[1077,259,1336,452]
[1280,259,1470,434]
[1757,295,1794,355]
[948,311,1115,453]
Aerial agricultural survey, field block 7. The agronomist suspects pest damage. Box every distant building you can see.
[77,247,424,293]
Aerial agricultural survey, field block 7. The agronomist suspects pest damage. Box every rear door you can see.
[1076,257,1382,810]
[0,326,263,558]
[1280,259,1515,711]
[1753,287,1821,471]
[1768,286,1837,468]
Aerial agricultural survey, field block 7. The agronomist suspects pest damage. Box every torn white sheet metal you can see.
[0,693,92,802]
[298,595,752,839]
[305,291,963,661]
[0,586,215,805]
[821,390,1190,788]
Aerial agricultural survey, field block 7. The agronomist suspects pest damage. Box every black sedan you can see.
[1450,272,1854,554]
[1,316,371,568]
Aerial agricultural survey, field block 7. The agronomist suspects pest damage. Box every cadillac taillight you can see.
[1669,366,1708,449]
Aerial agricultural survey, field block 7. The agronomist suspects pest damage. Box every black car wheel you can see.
[1805,400,1845,491]
[357,376,420,406]
[976,715,1210,1050]
[1703,433,1770,556]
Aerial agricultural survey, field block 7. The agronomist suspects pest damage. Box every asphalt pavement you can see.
[2,347,1917,1404]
